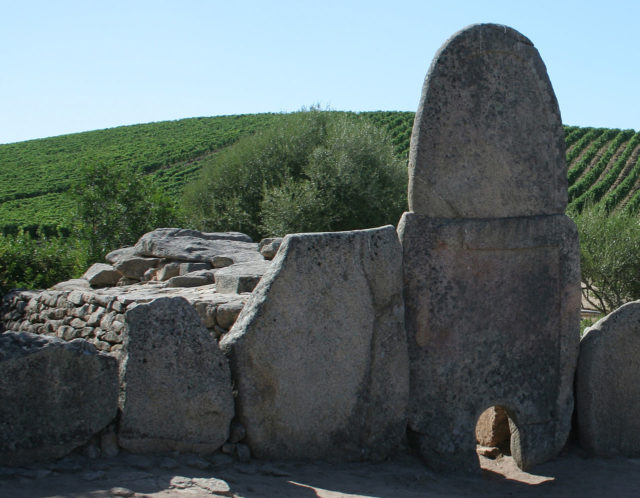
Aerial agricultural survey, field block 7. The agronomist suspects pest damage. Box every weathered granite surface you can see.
[215,260,272,294]
[221,226,409,461]
[399,213,580,471]
[400,23,580,472]
[576,301,640,456]
[408,23,567,218]
[83,263,122,287]
[476,406,510,449]
[133,228,260,264]
[0,332,118,465]
[118,297,234,454]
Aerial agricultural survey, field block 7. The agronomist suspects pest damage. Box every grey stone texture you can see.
[0,332,118,465]
[220,226,408,461]
[165,271,215,288]
[105,246,137,264]
[215,260,272,294]
[118,297,234,454]
[399,214,580,471]
[157,262,181,281]
[133,228,261,264]
[401,23,580,472]
[476,406,510,449]
[83,263,122,287]
[114,257,161,280]
[576,301,640,456]
[408,23,567,218]
[52,278,91,291]
[258,237,283,260]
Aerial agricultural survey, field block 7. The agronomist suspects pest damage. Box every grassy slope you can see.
[0,111,636,232]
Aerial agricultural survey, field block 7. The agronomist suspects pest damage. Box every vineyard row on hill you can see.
[0,112,638,233]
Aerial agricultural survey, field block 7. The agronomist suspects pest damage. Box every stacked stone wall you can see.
[1,288,248,353]
[2,290,127,353]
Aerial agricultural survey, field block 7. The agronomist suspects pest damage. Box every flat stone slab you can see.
[165,270,215,288]
[576,301,640,456]
[83,263,122,287]
[408,23,566,218]
[215,260,272,294]
[118,297,234,454]
[398,213,580,471]
[221,226,408,461]
[0,332,118,465]
[105,247,137,264]
[133,228,261,264]
[113,257,162,280]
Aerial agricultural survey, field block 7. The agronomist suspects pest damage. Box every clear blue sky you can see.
[1,0,638,144]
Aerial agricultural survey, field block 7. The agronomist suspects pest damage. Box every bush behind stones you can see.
[183,110,407,240]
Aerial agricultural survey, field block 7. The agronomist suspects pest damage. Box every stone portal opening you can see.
[475,405,512,460]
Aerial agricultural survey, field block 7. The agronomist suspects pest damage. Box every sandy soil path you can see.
[2,442,640,497]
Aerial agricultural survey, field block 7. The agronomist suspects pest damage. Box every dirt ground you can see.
[2,442,640,497]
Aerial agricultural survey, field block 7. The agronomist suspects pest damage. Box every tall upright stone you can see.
[399,24,581,471]
[576,301,640,456]
[118,297,234,454]
[220,226,408,461]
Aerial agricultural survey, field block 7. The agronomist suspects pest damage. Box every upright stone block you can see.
[118,297,234,454]
[401,24,580,471]
[220,226,409,461]
[576,301,640,456]
[409,24,567,218]
[0,332,118,465]
[399,214,580,470]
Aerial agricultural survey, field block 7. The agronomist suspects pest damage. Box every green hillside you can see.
[0,114,280,232]
[0,111,637,233]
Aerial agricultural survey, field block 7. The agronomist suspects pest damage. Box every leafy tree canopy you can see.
[183,110,407,240]
[573,204,640,314]
[70,163,181,263]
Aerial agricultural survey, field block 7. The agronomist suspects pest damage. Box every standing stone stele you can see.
[576,301,640,456]
[400,23,580,472]
[118,297,234,454]
[409,24,567,219]
[220,226,409,461]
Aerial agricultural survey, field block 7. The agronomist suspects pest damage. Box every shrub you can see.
[70,163,181,263]
[261,116,407,235]
[0,230,84,296]
[573,205,640,314]
[183,110,407,239]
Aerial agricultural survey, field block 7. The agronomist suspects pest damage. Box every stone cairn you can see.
[1,228,279,353]
[3,23,637,473]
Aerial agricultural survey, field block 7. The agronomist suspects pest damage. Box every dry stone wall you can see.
[1,286,249,353]
[0,229,278,465]
[3,289,129,354]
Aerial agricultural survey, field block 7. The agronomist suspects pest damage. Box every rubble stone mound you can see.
[0,332,118,465]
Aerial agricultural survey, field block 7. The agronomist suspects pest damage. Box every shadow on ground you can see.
[2,442,640,497]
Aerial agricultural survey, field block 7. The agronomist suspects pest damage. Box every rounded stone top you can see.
[408,23,567,218]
